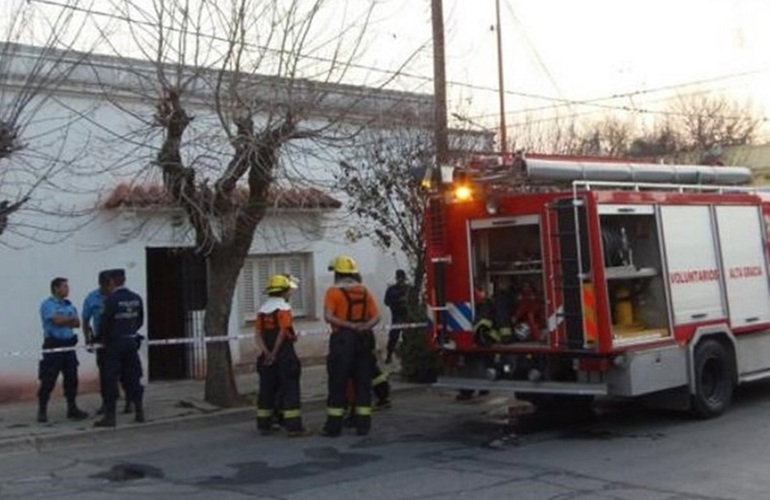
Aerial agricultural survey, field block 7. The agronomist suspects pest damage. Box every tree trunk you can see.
[203,246,247,407]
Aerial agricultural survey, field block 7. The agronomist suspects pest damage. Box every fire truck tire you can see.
[691,339,735,419]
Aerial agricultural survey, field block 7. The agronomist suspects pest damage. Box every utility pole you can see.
[495,0,508,156]
[431,0,449,166]
[430,0,449,346]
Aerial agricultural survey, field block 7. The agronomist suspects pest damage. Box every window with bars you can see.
[240,253,313,322]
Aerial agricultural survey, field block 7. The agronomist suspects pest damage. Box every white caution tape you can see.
[1,322,430,359]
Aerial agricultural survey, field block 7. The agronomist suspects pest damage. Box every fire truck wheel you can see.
[691,339,735,419]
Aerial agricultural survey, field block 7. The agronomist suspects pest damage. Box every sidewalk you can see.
[0,361,415,453]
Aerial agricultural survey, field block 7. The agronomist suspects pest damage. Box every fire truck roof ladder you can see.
[572,180,760,194]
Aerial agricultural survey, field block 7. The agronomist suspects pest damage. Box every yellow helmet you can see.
[265,274,298,294]
[328,255,358,274]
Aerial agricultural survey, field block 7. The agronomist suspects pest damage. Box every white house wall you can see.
[0,210,183,402]
[0,46,418,402]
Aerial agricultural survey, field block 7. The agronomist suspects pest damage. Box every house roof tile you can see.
[102,183,342,211]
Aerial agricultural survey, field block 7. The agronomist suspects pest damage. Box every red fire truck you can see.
[426,154,770,417]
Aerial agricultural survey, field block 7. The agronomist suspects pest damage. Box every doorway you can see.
[145,247,207,380]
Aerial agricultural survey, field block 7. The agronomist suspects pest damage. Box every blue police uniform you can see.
[97,283,145,426]
[38,295,87,421]
[83,287,134,415]
[82,289,104,338]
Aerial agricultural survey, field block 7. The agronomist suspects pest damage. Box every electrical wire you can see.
[23,0,770,136]
[29,0,770,117]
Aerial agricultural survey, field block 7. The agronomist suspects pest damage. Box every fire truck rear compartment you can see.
[598,208,670,344]
[447,203,675,398]
[470,217,548,345]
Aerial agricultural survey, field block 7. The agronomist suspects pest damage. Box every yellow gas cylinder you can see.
[614,286,634,327]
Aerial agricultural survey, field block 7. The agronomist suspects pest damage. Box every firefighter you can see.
[322,255,381,437]
[371,362,392,409]
[341,272,391,427]
[94,269,145,428]
[255,274,307,437]
[344,363,391,428]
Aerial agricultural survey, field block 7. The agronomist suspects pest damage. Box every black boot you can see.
[37,401,48,423]
[133,399,145,423]
[66,401,89,420]
[94,412,116,428]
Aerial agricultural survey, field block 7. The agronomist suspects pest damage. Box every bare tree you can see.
[512,93,761,162]
[670,94,760,154]
[85,0,422,406]
[627,119,683,160]
[0,1,92,239]
[337,128,433,295]
[574,116,635,157]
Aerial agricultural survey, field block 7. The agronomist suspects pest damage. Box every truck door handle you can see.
[691,313,707,319]
[745,317,759,323]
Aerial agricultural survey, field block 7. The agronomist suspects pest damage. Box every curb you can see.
[0,384,423,453]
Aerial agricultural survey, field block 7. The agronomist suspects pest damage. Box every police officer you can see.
[94,269,145,427]
[82,270,133,415]
[37,277,89,423]
[255,274,307,437]
[322,255,381,437]
[384,269,410,364]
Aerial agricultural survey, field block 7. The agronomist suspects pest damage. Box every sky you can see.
[363,0,770,142]
[8,0,770,143]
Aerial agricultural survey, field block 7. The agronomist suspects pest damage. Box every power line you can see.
[27,0,770,118]
[464,67,770,121]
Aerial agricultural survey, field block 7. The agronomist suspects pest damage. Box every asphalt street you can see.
[5,380,770,500]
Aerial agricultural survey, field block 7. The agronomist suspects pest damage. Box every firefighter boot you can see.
[93,411,116,428]
[321,416,343,437]
[355,413,371,436]
[66,400,89,421]
[133,398,145,423]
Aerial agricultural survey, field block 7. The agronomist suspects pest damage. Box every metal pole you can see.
[495,0,508,156]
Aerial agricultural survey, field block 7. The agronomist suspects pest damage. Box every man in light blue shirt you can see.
[37,277,88,423]
[82,271,109,345]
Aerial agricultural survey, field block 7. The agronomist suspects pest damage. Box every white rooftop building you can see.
[0,42,439,402]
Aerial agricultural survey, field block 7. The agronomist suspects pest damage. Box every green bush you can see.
[399,321,439,384]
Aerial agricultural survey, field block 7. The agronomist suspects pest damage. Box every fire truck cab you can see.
[427,154,770,417]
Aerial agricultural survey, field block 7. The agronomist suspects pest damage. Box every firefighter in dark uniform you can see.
[94,269,145,427]
[322,255,381,437]
[37,277,89,423]
[255,274,307,437]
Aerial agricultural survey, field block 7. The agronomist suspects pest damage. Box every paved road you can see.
[5,381,770,500]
